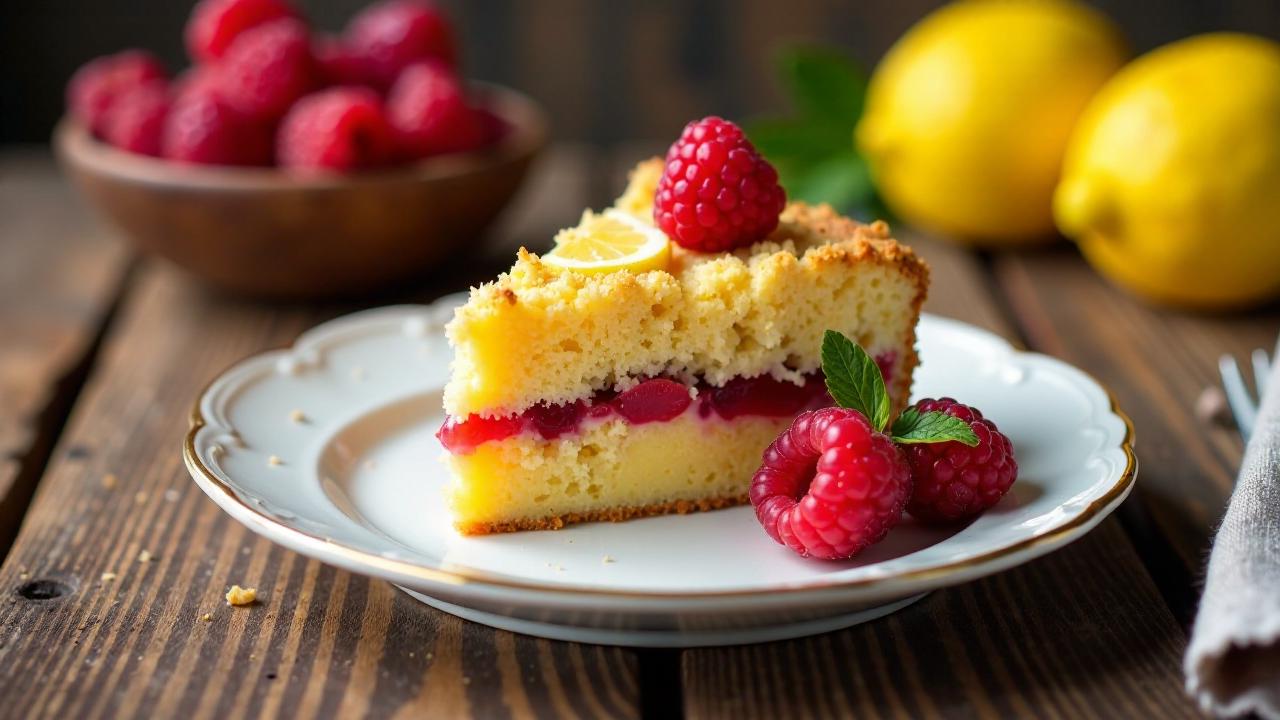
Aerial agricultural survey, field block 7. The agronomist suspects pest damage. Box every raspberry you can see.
[613,379,691,424]
[277,88,396,171]
[102,81,171,156]
[213,18,315,121]
[186,0,298,62]
[437,414,521,454]
[67,50,167,137]
[314,35,371,87]
[654,116,787,252]
[751,407,912,560]
[902,398,1018,523]
[386,62,487,158]
[345,0,456,89]
[162,86,273,166]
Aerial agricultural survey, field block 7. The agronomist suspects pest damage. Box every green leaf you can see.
[746,118,843,162]
[891,408,980,446]
[778,46,866,128]
[785,151,876,212]
[821,330,890,432]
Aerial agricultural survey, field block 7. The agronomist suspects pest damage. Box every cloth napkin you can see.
[1186,359,1280,719]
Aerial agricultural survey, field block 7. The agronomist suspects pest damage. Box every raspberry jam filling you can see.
[438,354,897,455]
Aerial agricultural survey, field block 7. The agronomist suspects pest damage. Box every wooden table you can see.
[1,144,1275,718]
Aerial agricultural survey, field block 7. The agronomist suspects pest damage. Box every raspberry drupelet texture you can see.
[653,116,787,253]
[345,0,456,89]
[903,398,1018,523]
[386,62,486,158]
[750,407,912,560]
[277,87,396,170]
[103,81,171,156]
[67,50,167,137]
[185,0,298,62]
[213,18,316,121]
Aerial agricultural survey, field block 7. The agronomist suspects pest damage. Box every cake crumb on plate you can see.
[268,455,283,467]
[226,585,258,606]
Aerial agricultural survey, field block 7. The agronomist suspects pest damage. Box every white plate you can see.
[185,300,1136,647]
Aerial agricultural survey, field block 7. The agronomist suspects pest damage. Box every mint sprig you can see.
[821,330,980,447]
[822,330,890,432]
[745,45,885,220]
[889,407,979,446]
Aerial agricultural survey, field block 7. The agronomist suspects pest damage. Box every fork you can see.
[1219,334,1280,440]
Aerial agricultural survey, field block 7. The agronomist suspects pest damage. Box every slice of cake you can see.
[438,126,928,535]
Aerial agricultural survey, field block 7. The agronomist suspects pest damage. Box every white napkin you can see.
[1186,359,1280,719]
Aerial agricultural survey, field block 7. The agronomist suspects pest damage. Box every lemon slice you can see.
[543,210,670,274]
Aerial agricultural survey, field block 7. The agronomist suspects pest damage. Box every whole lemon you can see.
[1055,33,1280,309]
[857,0,1128,244]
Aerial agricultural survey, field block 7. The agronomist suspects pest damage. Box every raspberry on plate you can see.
[103,81,171,157]
[186,0,298,62]
[751,330,992,559]
[345,0,456,89]
[751,407,912,560]
[162,86,273,166]
[902,398,1018,523]
[213,18,315,121]
[387,62,487,159]
[653,116,787,253]
[278,88,396,171]
[67,50,167,137]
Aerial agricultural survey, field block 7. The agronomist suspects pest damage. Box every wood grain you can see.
[678,229,1199,718]
[995,248,1280,572]
[0,148,131,547]
[0,151,641,719]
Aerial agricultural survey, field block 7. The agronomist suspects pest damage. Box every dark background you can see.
[3,0,1280,145]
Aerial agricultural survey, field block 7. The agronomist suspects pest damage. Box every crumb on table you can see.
[134,491,148,505]
[137,550,152,563]
[100,572,117,582]
[225,585,258,606]
[199,613,213,623]
[101,473,118,489]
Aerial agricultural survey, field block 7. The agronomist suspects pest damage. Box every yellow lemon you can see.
[857,0,1128,244]
[1055,33,1280,308]
[543,210,671,274]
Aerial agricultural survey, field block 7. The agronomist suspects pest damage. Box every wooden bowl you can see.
[55,85,547,299]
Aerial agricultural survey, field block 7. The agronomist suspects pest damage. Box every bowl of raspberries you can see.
[56,0,547,299]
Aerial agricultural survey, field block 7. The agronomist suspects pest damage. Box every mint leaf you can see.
[821,330,890,432]
[891,408,980,446]
[745,43,886,218]
[779,46,866,129]
[785,151,875,211]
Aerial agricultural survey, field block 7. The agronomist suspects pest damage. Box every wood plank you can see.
[675,226,1198,717]
[0,148,642,719]
[994,247,1279,575]
[0,148,131,547]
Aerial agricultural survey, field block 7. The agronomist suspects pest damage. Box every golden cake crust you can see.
[444,161,929,418]
[454,492,748,535]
